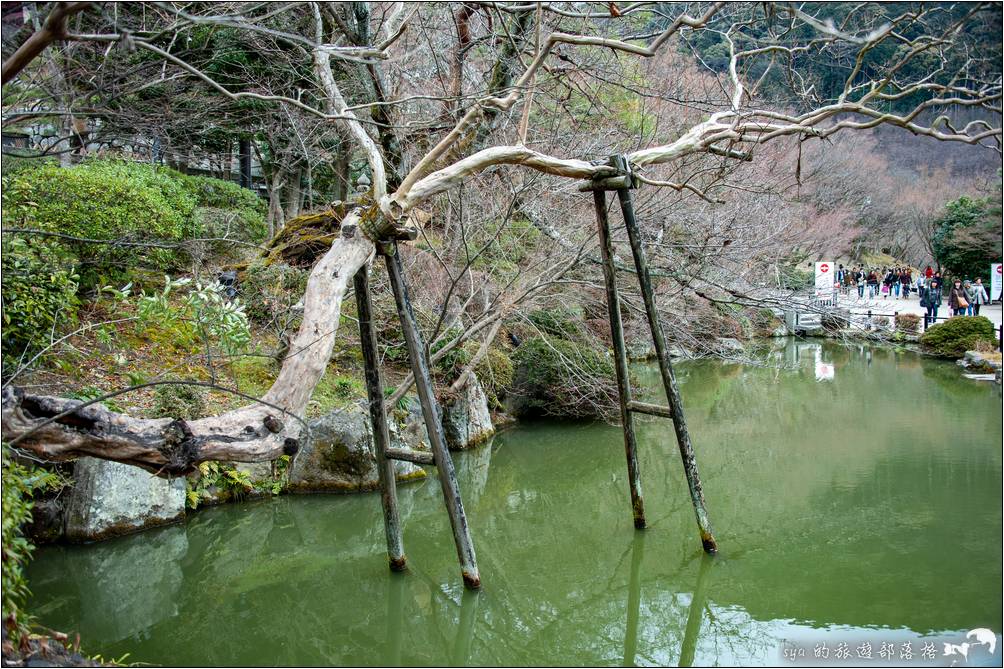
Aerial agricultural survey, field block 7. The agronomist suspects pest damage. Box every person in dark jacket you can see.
[921,278,942,322]
[900,269,912,298]
[867,271,880,299]
[948,279,968,316]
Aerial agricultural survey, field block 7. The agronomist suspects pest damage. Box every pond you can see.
[26,341,1002,666]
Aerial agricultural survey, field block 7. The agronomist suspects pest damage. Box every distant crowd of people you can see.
[833,264,990,322]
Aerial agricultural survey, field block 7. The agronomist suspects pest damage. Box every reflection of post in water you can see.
[385,573,406,666]
[450,589,481,666]
[678,554,714,668]
[622,532,645,667]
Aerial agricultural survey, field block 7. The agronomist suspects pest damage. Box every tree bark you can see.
[2,215,375,475]
[267,168,285,237]
[284,165,303,220]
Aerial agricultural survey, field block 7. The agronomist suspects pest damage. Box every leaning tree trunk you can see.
[2,214,374,476]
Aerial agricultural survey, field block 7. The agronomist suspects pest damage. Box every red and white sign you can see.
[992,263,1003,301]
[815,261,834,299]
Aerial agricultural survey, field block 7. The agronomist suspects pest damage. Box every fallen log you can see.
[3,215,375,475]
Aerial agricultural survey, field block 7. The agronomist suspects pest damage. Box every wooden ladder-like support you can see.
[584,155,718,553]
[354,241,481,590]
[350,154,715,593]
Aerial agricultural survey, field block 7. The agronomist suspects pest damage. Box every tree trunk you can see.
[2,216,375,475]
[267,168,285,237]
[284,166,303,220]
[239,138,253,189]
[333,149,350,202]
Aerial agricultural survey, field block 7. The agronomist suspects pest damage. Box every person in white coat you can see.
[970,278,989,316]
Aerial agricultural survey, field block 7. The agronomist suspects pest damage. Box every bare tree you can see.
[2,2,1001,472]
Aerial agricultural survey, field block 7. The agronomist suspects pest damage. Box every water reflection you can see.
[385,573,404,666]
[678,554,713,668]
[622,533,644,667]
[450,590,480,666]
[25,341,1002,666]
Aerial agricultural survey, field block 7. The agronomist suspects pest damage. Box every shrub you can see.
[430,328,470,380]
[895,313,921,333]
[919,315,996,358]
[527,308,583,341]
[240,261,309,325]
[2,159,198,287]
[509,335,616,419]
[2,160,267,289]
[151,382,207,420]
[179,173,268,244]
[0,238,79,364]
[475,345,515,409]
[2,446,63,642]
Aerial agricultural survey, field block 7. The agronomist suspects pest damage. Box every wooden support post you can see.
[593,189,646,529]
[615,187,718,553]
[382,242,482,589]
[354,264,406,571]
[385,447,435,465]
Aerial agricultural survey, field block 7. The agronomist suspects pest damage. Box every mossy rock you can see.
[259,204,350,268]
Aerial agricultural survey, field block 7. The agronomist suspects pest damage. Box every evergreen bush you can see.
[0,238,79,364]
[510,335,616,418]
[919,315,995,358]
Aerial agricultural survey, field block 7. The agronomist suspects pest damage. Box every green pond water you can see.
[26,341,1003,666]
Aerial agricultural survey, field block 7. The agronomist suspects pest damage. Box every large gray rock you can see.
[442,375,495,450]
[64,458,186,542]
[388,395,430,452]
[717,337,745,354]
[959,350,1002,372]
[287,404,426,493]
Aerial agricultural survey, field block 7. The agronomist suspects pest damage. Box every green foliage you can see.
[2,446,64,641]
[135,275,252,356]
[431,328,470,380]
[66,386,124,413]
[186,456,290,509]
[919,316,996,358]
[776,262,813,291]
[150,383,207,420]
[527,308,583,341]
[0,238,79,364]
[932,194,1003,283]
[1,159,199,287]
[1,160,267,291]
[510,335,616,418]
[476,345,515,410]
[186,461,252,509]
[178,172,268,246]
[307,372,366,417]
[430,333,515,409]
[240,261,308,325]
[470,217,542,278]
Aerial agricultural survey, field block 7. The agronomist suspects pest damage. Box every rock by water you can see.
[64,458,186,542]
[442,375,495,450]
[287,404,426,493]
